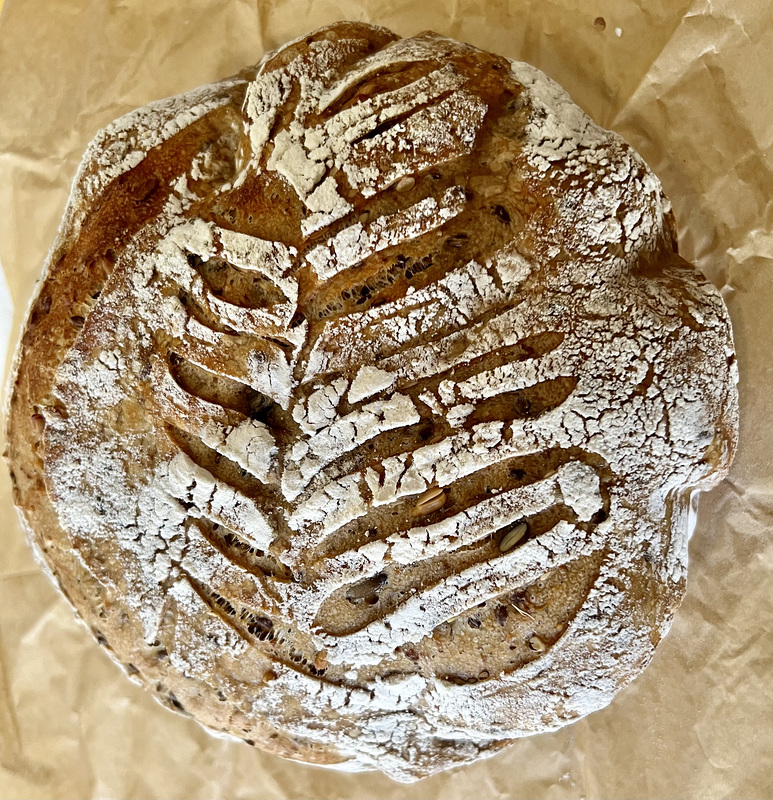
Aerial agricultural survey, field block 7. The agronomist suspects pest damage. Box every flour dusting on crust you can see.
[8,23,738,783]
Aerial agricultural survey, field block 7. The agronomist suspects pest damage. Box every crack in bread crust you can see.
[6,21,738,782]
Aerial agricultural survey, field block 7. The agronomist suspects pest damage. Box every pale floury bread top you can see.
[6,21,738,781]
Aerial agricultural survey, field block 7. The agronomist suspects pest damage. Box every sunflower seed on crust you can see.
[412,486,446,517]
[499,521,528,552]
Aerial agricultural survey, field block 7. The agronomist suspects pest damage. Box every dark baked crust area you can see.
[5,21,738,781]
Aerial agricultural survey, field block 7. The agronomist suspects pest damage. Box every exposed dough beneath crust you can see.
[6,22,738,781]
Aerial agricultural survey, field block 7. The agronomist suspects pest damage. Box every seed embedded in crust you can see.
[412,485,446,517]
[445,233,468,248]
[314,650,328,670]
[499,521,528,552]
[395,176,415,192]
[528,635,546,652]
[492,204,511,223]
[31,414,45,436]
[346,572,387,601]
[418,485,444,503]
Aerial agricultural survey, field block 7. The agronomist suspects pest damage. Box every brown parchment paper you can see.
[1,0,771,797]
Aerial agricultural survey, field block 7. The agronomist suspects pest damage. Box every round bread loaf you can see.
[5,22,738,781]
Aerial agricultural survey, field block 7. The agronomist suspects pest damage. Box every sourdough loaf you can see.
[5,22,738,781]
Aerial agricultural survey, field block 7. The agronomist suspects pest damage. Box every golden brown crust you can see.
[6,22,738,781]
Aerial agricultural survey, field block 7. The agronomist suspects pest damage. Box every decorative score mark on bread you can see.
[6,22,738,781]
